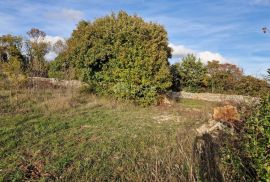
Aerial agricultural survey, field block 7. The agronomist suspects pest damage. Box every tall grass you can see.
[0,81,227,181]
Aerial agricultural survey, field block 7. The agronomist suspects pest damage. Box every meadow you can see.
[0,83,216,181]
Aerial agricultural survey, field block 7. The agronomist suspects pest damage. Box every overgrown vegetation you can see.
[219,96,270,181]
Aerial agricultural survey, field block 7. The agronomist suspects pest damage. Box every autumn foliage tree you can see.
[50,11,172,105]
[206,60,243,93]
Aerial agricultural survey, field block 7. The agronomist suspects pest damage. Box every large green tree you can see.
[50,11,172,105]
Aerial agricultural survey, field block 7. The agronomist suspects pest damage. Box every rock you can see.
[196,120,226,136]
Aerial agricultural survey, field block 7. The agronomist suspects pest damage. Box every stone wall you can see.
[29,77,83,88]
[170,91,260,104]
[30,77,260,104]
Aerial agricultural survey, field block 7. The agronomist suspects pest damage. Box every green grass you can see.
[0,87,215,181]
[179,98,215,110]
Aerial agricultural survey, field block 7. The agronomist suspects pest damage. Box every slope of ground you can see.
[0,85,217,181]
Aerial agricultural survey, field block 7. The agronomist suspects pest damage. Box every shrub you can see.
[0,57,27,89]
[220,96,270,181]
[244,95,270,181]
[235,75,270,97]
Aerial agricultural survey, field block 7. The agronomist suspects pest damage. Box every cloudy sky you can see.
[1,0,270,76]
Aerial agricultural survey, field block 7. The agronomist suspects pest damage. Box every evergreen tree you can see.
[178,54,207,92]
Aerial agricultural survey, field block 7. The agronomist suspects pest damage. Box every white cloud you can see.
[169,43,193,57]
[45,51,58,61]
[46,8,84,22]
[197,51,227,63]
[43,35,65,45]
[42,36,65,61]
[169,43,229,63]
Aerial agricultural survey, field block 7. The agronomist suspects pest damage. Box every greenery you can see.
[220,96,270,181]
[244,95,270,181]
[50,11,172,105]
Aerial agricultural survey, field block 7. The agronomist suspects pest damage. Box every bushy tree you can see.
[207,60,243,93]
[0,35,26,66]
[50,11,172,105]
[177,54,207,92]
[0,35,27,88]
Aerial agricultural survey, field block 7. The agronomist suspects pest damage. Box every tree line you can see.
[170,54,269,97]
[1,11,269,104]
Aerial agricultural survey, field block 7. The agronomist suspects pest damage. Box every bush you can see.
[235,76,270,97]
[244,95,270,181]
[0,57,27,89]
[220,96,270,181]
[50,11,172,105]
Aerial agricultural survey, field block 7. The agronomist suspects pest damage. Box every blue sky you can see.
[1,0,270,76]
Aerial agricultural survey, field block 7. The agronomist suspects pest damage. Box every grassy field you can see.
[0,85,217,181]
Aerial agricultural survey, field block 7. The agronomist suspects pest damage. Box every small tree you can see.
[26,28,49,77]
[178,54,207,92]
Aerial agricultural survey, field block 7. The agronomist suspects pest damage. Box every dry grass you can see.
[0,83,229,181]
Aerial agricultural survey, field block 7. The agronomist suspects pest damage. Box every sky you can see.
[0,0,270,77]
